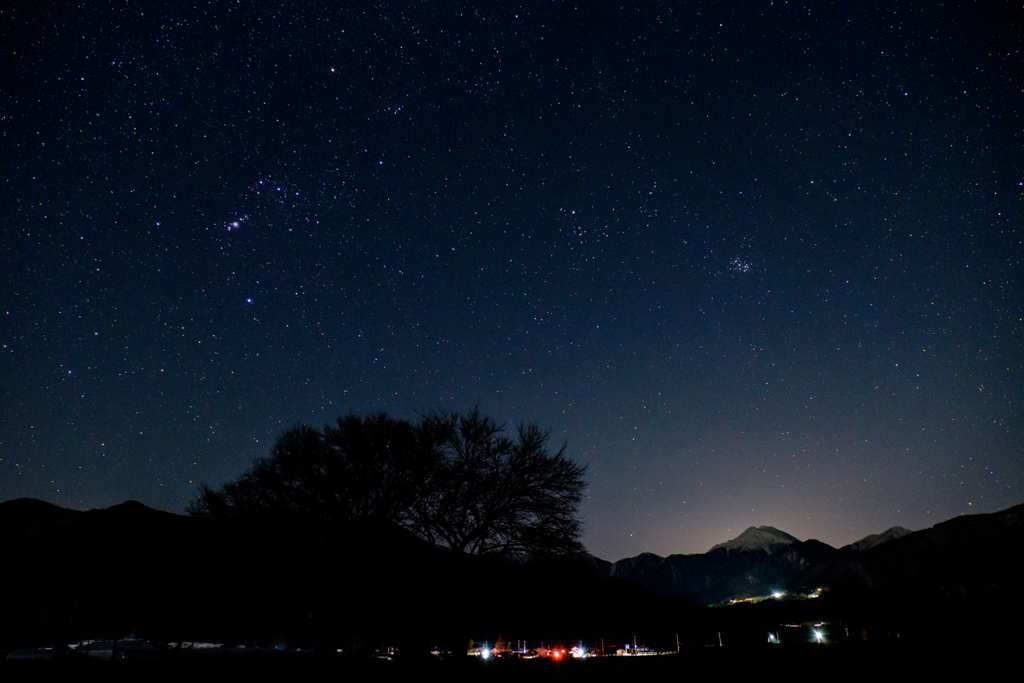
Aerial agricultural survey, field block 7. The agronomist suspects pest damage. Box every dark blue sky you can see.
[3,1,1022,559]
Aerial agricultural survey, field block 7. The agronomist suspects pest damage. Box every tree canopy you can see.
[188,409,587,559]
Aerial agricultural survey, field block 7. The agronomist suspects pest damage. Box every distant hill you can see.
[588,505,1024,606]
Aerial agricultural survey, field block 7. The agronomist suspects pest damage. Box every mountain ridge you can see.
[839,526,913,553]
[4,497,1023,612]
[587,505,1024,605]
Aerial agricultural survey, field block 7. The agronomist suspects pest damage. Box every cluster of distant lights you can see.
[478,644,584,660]
[476,643,668,659]
[471,588,832,660]
[767,629,826,644]
[726,586,824,606]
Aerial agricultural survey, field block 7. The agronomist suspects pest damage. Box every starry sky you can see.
[3,1,1022,560]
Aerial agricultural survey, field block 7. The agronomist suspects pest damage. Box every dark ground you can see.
[0,642,1008,683]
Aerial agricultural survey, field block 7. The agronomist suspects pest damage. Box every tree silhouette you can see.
[186,414,433,523]
[412,408,587,559]
[189,409,587,559]
[187,423,335,520]
[322,412,439,523]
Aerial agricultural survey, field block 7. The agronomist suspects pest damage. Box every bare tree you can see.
[321,412,439,523]
[187,414,430,523]
[189,409,587,560]
[412,409,587,559]
[187,422,338,521]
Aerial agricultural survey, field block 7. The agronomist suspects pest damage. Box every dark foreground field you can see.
[0,642,1007,683]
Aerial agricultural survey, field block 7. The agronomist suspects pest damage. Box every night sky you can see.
[3,1,1022,560]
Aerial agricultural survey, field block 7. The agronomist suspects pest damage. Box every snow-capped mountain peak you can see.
[709,525,799,554]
